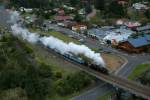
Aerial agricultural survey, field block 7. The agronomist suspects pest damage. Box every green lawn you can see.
[128,64,150,80]
[98,91,114,100]
[48,91,81,100]
[145,34,150,36]
[29,28,80,44]
[21,12,33,17]
[47,31,80,44]
[91,48,102,53]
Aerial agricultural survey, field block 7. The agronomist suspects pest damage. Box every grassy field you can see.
[29,28,80,44]
[128,64,150,80]
[47,31,80,44]
[145,34,150,36]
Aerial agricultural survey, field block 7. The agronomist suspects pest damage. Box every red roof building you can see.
[54,16,73,21]
[118,0,129,6]
[58,9,65,15]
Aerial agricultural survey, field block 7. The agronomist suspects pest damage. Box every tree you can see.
[145,10,150,19]
[85,3,92,14]
[69,0,80,7]
[0,34,52,100]
[10,0,49,8]
[55,72,92,96]
[95,0,105,10]
[0,88,28,100]
[108,1,126,18]
[74,13,83,22]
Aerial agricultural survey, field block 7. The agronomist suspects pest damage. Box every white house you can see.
[132,3,149,11]
[103,29,134,44]
[72,25,87,31]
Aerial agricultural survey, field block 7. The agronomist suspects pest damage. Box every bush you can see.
[55,72,92,96]
[55,71,62,79]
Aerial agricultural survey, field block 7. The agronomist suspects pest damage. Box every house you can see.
[116,19,141,29]
[63,5,75,11]
[124,21,141,29]
[57,21,76,27]
[116,19,128,25]
[100,26,115,31]
[53,8,60,12]
[19,7,33,13]
[136,24,150,35]
[58,9,65,15]
[72,25,87,32]
[78,9,86,15]
[118,0,128,6]
[103,29,134,45]
[54,16,73,21]
[132,3,149,11]
[87,28,107,41]
[118,36,150,53]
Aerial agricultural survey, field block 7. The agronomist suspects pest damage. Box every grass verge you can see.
[98,91,114,100]
[128,64,150,80]
[29,28,80,44]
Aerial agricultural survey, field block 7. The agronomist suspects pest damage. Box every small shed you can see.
[72,25,87,31]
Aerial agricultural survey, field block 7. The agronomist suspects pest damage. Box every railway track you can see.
[40,44,150,100]
[76,63,150,100]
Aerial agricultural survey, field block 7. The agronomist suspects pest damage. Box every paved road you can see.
[86,6,96,21]
[73,83,114,100]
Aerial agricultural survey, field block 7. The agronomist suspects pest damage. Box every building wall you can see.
[118,41,149,53]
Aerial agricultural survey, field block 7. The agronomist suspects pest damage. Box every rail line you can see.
[40,45,150,100]
[76,62,150,100]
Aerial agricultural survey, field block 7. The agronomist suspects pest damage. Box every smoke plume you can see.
[9,11,106,67]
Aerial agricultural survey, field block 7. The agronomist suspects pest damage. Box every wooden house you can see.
[118,36,150,53]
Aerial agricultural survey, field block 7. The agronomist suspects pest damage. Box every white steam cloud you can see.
[9,11,106,67]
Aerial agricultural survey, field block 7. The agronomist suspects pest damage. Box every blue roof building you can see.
[119,36,150,53]
[128,36,150,48]
[87,28,107,41]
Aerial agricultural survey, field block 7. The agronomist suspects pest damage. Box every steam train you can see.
[38,41,109,75]
[63,53,108,74]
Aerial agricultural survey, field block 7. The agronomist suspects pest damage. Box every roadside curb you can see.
[71,83,107,100]
[114,55,128,75]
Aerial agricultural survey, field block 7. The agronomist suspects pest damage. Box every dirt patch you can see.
[101,53,125,73]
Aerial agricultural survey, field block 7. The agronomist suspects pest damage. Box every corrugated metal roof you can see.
[136,25,150,31]
[104,29,134,42]
[88,28,107,38]
[143,30,150,34]
[128,36,150,48]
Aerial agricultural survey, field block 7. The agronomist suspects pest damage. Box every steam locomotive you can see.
[63,53,109,74]
[38,41,109,75]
